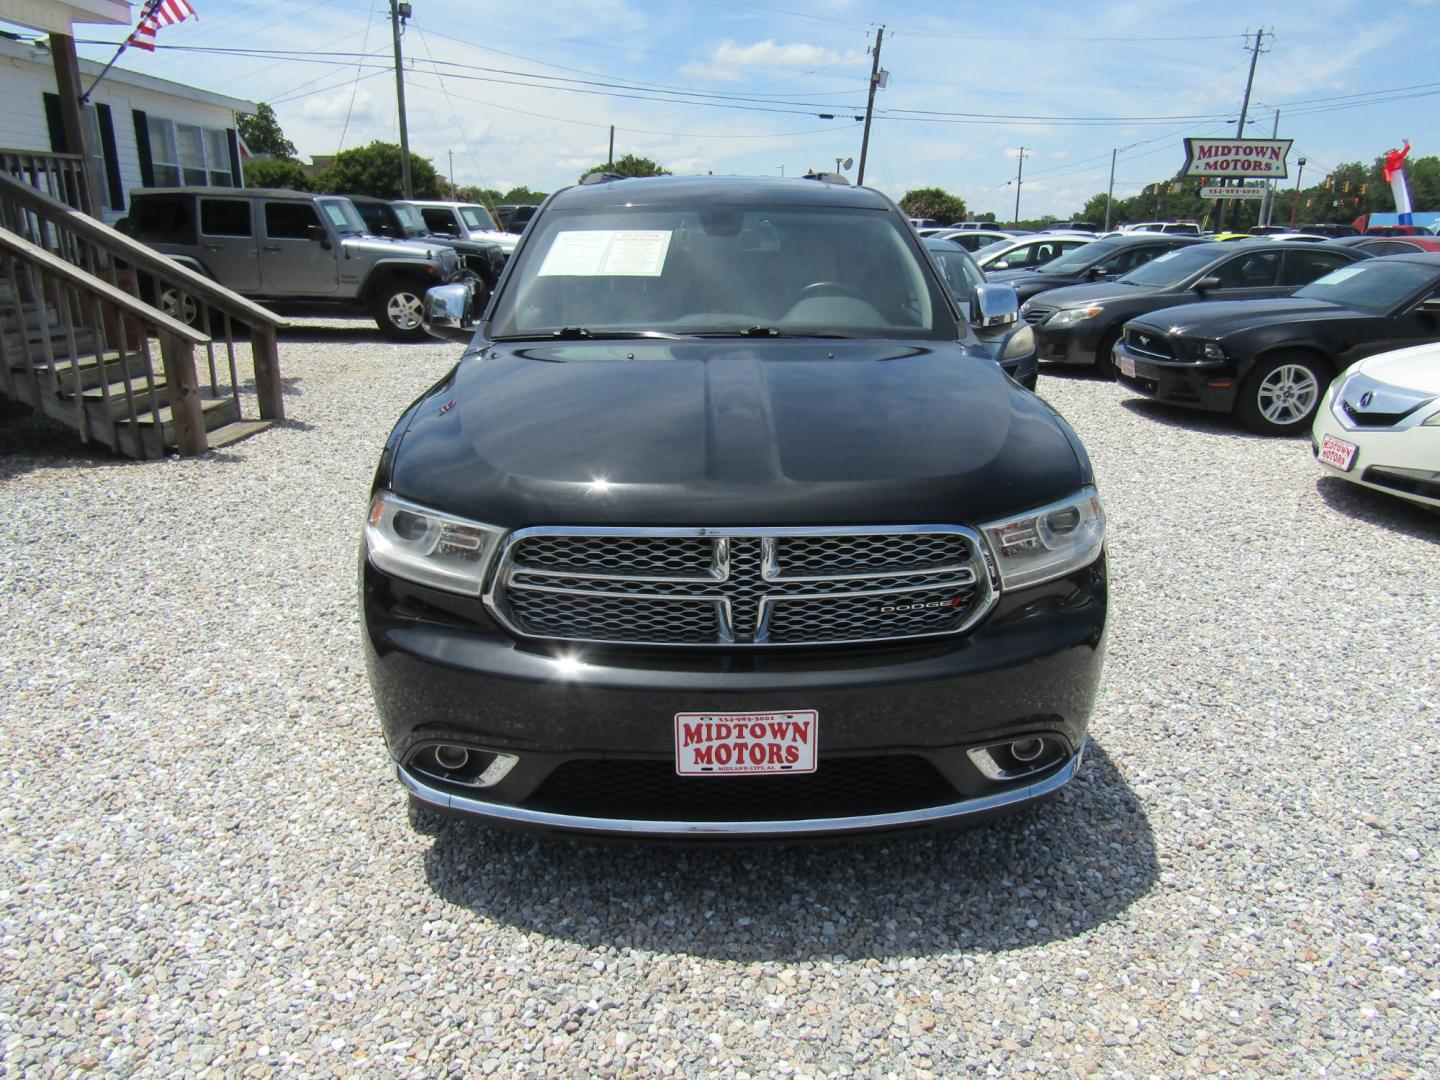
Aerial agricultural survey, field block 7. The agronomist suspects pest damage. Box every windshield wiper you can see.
[691,327,859,339]
[492,328,692,341]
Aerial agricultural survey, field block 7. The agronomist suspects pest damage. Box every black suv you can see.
[124,188,464,340]
[362,176,1108,839]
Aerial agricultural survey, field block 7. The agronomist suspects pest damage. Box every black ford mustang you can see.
[1113,253,1440,434]
[361,176,1108,840]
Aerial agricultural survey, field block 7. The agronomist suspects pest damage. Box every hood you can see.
[390,339,1086,528]
[1128,297,1349,337]
[1024,281,1150,309]
[466,229,518,253]
[1348,341,1440,393]
[345,234,454,261]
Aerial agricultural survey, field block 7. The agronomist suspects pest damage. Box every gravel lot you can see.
[2,319,1437,1077]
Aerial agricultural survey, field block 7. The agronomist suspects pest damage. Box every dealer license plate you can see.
[1319,433,1358,472]
[1118,350,1136,379]
[674,710,818,776]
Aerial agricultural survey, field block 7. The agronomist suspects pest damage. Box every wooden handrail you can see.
[0,225,208,344]
[0,171,286,330]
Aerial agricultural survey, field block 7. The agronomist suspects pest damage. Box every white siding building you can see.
[0,32,254,222]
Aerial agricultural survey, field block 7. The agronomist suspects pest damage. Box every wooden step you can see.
[113,395,239,459]
[204,419,274,448]
[48,349,153,394]
[81,374,171,422]
[3,324,98,360]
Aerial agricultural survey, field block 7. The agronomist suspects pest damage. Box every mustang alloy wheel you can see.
[1237,353,1326,435]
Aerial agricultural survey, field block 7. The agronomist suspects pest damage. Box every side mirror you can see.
[1086,266,1109,280]
[422,282,477,341]
[306,224,331,249]
[1419,296,1440,314]
[992,260,1012,270]
[1194,276,1222,291]
[970,283,1020,328]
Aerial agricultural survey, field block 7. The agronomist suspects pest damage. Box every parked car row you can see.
[120,187,523,340]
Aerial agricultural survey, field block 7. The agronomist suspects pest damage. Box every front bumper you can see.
[363,557,1107,838]
[1033,321,1103,365]
[1311,388,1440,509]
[1113,342,1237,413]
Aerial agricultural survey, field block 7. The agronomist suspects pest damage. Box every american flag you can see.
[127,0,197,52]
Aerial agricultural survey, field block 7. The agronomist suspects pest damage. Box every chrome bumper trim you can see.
[398,741,1084,837]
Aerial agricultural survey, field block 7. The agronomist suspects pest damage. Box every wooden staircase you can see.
[0,153,288,460]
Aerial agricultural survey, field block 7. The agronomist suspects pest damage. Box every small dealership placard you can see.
[1200,184,1269,199]
[1182,138,1293,178]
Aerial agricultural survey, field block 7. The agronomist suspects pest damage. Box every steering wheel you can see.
[799,281,869,301]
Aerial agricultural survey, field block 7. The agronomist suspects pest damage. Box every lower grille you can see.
[488,527,995,648]
[1124,327,1173,361]
[526,756,956,821]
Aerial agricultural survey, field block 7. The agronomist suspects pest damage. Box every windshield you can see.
[1119,246,1220,287]
[393,203,428,233]
[459,205,498,231]
[488,205,954,340]
[1293,261,1440,313]
[927,245,984,304]
[1042,240,1120,274]
[316,197,366,235]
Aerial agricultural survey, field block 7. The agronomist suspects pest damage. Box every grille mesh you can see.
[492,528,991,647]
[527,756,956,821]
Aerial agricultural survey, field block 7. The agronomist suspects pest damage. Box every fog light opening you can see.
[408,744,521,789]
[1010,737,1045,763]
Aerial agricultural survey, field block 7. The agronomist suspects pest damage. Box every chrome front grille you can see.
[489,527,995,647]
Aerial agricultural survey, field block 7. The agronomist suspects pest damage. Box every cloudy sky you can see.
[41,0,1440,217]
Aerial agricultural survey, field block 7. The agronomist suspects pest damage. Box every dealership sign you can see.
[1182,138,1293,178]
[1200,184,1268,199]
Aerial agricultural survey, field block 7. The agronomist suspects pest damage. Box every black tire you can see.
[372,281,429,342]
[1094,326,1123,379]
[1235,351,1328,435]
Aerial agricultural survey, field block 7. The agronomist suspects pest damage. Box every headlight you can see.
[1046,306,1104,327]
[1000,324,1035,360]
[365,491,504,594]
[1197,341,1226,361]
[980,486,1104,590]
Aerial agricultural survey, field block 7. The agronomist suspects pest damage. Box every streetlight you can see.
[1289,156,1307,229]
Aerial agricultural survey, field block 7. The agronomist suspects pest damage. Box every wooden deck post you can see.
[48,35,100,215]
[251,323,285,420]
[158,330,208,455]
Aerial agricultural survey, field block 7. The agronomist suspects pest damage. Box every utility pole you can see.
[1104,147,1118,231]
[1011,147,1028,227]
[856,26,884,186]
[1289,157,1307,229]
[1258,109,1280,225]
[390,0,414,199]
[1219,28,1267,230]
[447,149,454,195]
[607,126,615,168]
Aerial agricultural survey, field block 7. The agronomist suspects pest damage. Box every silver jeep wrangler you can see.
[123,187,466,340]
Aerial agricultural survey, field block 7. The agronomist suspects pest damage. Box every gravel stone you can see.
[1,320,1437,1076]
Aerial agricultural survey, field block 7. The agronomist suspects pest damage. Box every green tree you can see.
[899,188,967,224]
[456,186,502,206]
[237,103,297,160]
[319,141,445,199]
[243,156,313,191]
[577,154,669,182]
[501,185,549,204]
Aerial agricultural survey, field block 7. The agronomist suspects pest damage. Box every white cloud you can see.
[682,39,843,82]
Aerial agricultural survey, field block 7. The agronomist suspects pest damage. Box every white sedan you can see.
[1312,341,1440,509]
